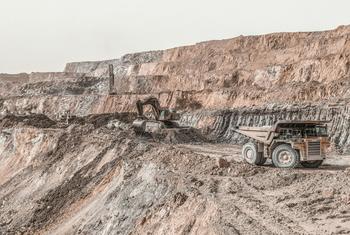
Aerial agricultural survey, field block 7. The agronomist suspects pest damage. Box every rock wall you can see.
[185,103,350,153]
[1,78,110,100]
[63,25,350,107]
[0,73,29,97]
[1,94,350,152]
[1,25,350,151]
[28,72,85,82]
[64,51,163,78]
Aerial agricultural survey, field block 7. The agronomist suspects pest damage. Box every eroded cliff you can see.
[1,26,350,135]
[2,25,350,150]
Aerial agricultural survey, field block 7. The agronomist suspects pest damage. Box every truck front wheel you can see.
[272,144,300,168]
[242,142,264,165]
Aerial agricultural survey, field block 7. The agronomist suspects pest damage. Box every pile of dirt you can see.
[85,112,136,128]
[151,127,208,144]
[0,114,56,129]
[0,113,137,130]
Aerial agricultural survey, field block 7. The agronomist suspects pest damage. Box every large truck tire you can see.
[272,144,300,168]
[301,160,323,168]
[242,142,265,165]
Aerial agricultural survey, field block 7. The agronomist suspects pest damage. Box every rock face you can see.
[64,25,350,107]
[187,103,350,153]
[1,25,350,151]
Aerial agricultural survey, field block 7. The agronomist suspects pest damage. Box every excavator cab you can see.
[159,109,180,121]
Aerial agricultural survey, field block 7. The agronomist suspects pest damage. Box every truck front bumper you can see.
[292,138,330,161]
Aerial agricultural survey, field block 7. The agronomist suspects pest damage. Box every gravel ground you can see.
[1,115,350,234]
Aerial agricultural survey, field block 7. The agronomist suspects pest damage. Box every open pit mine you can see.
[1,25,350,234]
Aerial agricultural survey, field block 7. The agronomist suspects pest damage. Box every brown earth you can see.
[0,114,350,235]
[2,25,350,234]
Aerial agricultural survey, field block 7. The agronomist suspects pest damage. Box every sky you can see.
[0,0,350,73]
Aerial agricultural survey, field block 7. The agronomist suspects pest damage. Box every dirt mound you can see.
[0,113,137,130]
[85,112,136,127]
[147,127,208,144]
[0,114,56,129]
[162,128,207,144]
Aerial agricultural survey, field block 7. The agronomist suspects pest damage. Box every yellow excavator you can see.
[132,97,181,133]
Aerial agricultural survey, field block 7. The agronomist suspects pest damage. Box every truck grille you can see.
[308,141,321,156]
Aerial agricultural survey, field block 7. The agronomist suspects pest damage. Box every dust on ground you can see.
[1,114,350,235]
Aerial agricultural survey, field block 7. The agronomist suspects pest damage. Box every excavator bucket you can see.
[132,119,165,134]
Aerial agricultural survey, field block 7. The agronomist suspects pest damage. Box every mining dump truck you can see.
[235,121,330,168]
[132,97,181,133]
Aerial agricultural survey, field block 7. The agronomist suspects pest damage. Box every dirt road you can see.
[181,143,350,169]
[180,143,350,234]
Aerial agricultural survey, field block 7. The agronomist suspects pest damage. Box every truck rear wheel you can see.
[301,160,323,168]
[272,144,300,168]
[242,142,264,165]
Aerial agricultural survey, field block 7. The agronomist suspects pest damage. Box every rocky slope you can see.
[1,115,350,235]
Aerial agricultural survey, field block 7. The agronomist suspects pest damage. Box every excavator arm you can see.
[136,97,162,120]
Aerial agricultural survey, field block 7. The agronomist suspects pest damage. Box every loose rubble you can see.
[0,114,350,234]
